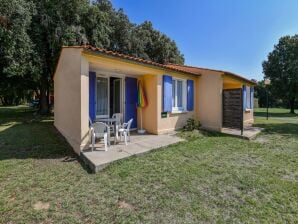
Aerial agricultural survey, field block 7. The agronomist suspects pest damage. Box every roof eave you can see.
[223,72,256,85]
[82,49,200,77]
[64,45,198,76]
[168,63,256,85]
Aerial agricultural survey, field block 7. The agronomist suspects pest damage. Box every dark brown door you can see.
[222,88,243,129]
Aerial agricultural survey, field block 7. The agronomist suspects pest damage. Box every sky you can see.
[112,0,298,81]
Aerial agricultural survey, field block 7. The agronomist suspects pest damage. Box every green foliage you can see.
[0,0,184,109]
[129,21,184,64]
[184,118,201,131]
[28,0,90,112]
[254,81,267,108]
[262,35,298,113]
[0,0,35,105]
[83,0,112,48]
[254,80,283,108]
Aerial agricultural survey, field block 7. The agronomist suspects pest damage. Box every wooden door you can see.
[222,88,243,129]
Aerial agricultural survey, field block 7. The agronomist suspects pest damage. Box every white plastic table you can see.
[96,118,119,142]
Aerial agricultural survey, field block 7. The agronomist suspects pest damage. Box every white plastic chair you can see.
[111,113,123,141]
[112,113,123,126]
[118,118,133,145]
[89,119,110,151]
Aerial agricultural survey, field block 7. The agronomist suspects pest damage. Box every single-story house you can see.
[54,45,256,154]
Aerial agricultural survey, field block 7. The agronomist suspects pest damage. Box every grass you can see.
[254,107,298,118]
[0,106,297,223]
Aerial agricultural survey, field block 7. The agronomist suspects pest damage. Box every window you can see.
[96,77,109,118]
[246,86,251,109]
[172,78,186,111]
[243,85,254,110]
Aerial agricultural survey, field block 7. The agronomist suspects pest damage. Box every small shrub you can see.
[184,118,201,131]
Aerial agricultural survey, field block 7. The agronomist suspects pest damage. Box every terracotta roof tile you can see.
[62,45,256,85]
[167,63,256,85]
[62,45,199,76]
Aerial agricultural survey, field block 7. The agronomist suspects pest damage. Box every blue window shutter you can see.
[89,72,96,122]
[250,86,254,109]
[187,80,194,111]
[243,85,247,110]
[125,77,138,129]
[163,75,172,112]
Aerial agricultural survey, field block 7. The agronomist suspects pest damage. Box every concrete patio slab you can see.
[221,126,263,140]
[81,132,183,172]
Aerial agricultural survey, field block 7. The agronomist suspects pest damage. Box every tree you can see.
[129,21,184,64]
[254,80,282,108]
[262,35,298,113]
[29,0,89,113]
[83,0,111,49]
[254,81,267,108]
[109,8,132,53]
[0,0,35,105]
[0,0,185,110]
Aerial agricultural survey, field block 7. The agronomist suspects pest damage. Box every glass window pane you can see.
[113,79,121,114]
[96,77,108,116]
[177,80,183,107]
[246,86,251,108]
[172,80,176,107]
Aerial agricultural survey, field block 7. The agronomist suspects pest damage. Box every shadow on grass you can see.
[256,122,298,137]
[180,122,298,140]
[0,107,92,173]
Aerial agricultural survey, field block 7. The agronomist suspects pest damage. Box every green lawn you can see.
[0,106,297,223]
[254,107,298,118]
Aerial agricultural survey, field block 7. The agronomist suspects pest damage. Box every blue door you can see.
[89,72,96,122]
[125,77,137,129]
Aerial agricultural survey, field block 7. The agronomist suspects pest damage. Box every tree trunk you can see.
[2,96,13,106]
[39,86,49,114]
[289,97,295,114]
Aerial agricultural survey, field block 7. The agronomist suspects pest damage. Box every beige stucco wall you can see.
[137,75,158,134]
[54,48,83,154]
[243,110,254,124]
[80,56,90,150]
[82,52,199,135]
[156,73,198,134]
[138,72,199,134]
[54,48,255,155]
[197,71,223,131]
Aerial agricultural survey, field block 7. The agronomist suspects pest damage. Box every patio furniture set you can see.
[89,113,133,151]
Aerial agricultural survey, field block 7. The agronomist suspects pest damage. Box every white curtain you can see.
[96,77,108,117]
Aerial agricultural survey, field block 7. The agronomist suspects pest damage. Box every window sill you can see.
[170,110,188,115]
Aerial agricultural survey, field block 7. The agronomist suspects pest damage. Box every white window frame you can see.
[95,76,110,119]
[95,73,124,119]
[172,77,187,112]
[246,86,251,109]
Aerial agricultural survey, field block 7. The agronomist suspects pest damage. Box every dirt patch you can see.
[33,201,50,211]
[254,136,269,144]
[117,199,135,211]
[281,172,298,181]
